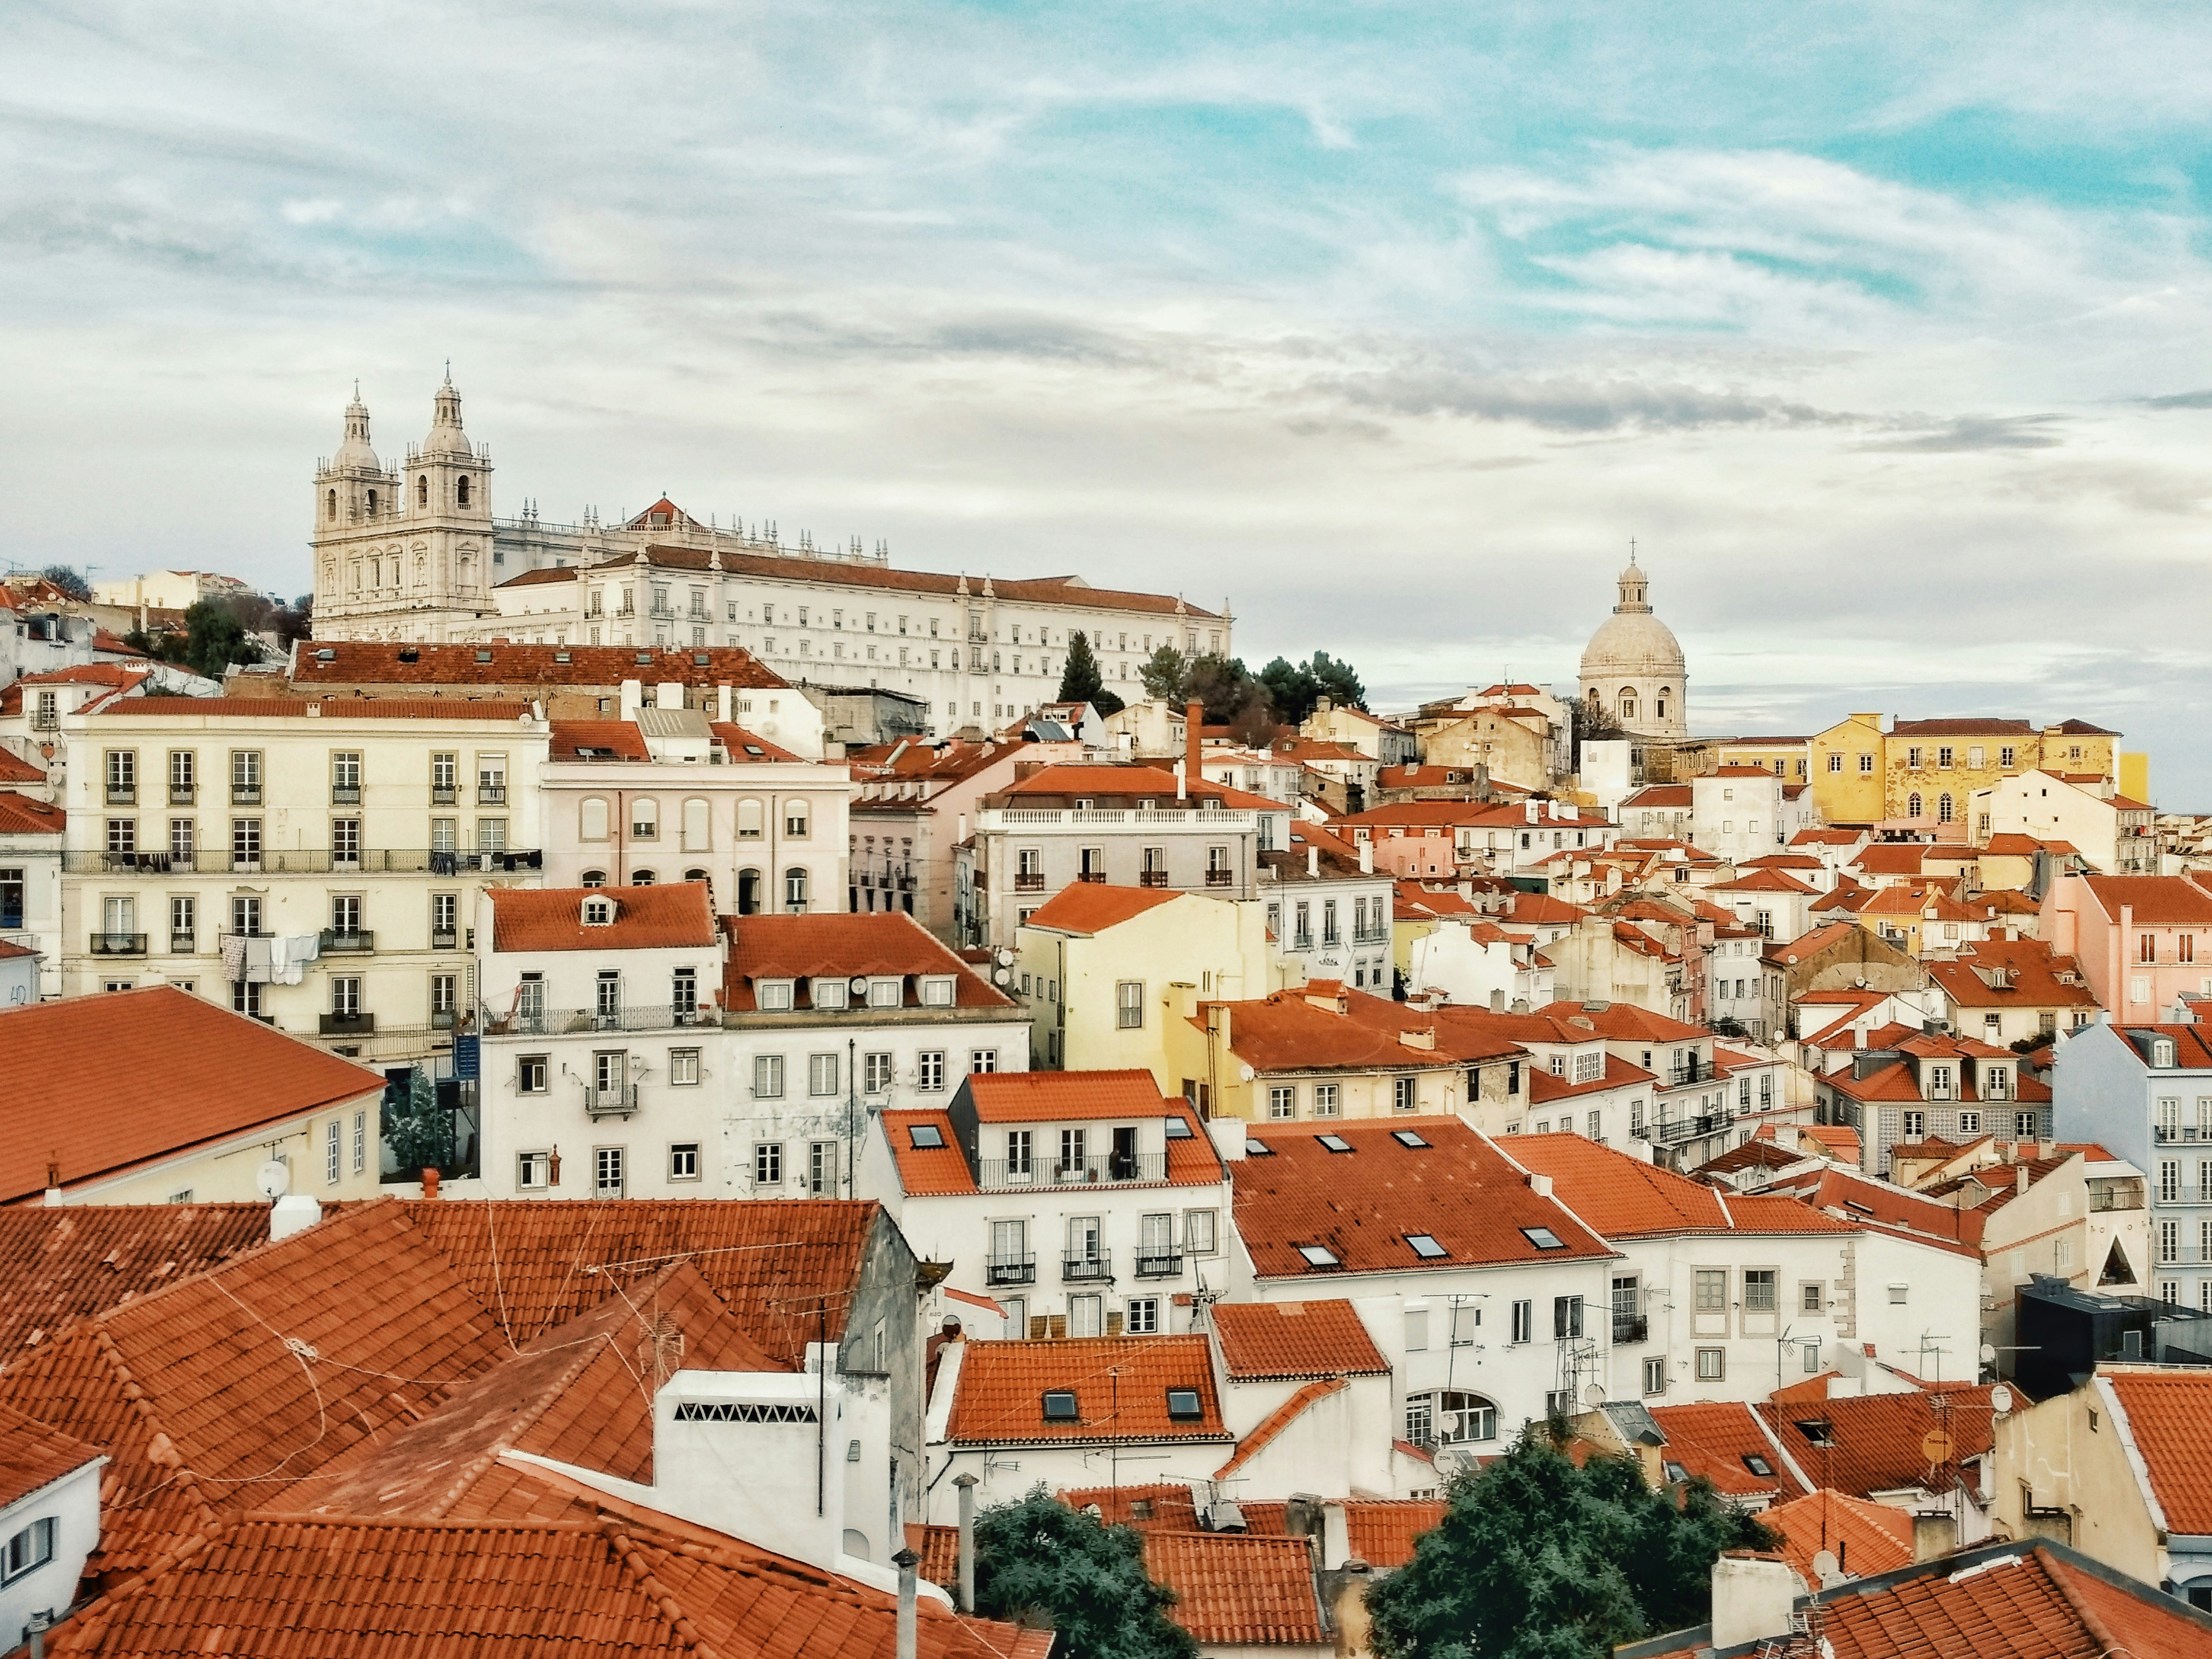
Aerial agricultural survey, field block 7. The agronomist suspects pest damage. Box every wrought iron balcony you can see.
[1204,869,1233,887]
[168,787,195,806]
[1613,1314,1650,1345]
[1668,1059,1719,1086]
[584,1083,638,1117]
[62,847,542,877]
[88,932,146,956]
[1075,870,1106,884]
[231,785,262,805]
[985,1254,1036,1287]
[1135,1250,1184,1279]
[105,786,136,805]
[477,785,507,805]
[1062,1252,1113,1283]
[431,784,457,805]
[1648,1113,1726,1145]
[1013,872,1046,891]
[1138,870,1169,888]
[432,928,458,950]
[169,932,196,955]
[331,785,362,805]
[320,1012,376,1036]
[978,1155,1164,1187]
[490,1003,716,1037]
[320,929,374,952]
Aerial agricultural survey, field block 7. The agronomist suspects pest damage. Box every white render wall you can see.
[0,1457,102,1643]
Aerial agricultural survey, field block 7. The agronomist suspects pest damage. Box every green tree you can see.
[1308,651,1366,712]
[381,1067,453,1179]
[1258,656,1322,724]
[1365,1430,1776,1659]
[972,1488,1196,1659]
[177,599,258,680]
[1137,643,1188,704]
[1056,630,1124,718]
[39,564,91,601]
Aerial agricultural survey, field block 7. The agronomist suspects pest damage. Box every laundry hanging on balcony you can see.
[221,933,248,982]
[270,934,323,986]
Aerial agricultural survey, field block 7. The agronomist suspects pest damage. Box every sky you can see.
[7,4,2212,794]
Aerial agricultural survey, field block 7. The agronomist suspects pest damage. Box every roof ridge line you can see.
[604,1518,729,1659]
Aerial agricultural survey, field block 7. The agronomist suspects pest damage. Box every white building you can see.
[473,899,1029,1202]
[0,1403,104,1647]
[1692,767,1791,860]
[1974,769,2158,875]
[0,785,63,999]
[870,1068,1230,1341]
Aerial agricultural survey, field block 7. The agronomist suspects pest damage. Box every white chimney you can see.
[1709,1555,1799,1651]
[270,1195,322,1242]
[1308,843,1319,878]
[716,684,734,723]
[1358,842,1373,875]
[1527,1172,1553,1197]
[619,678,644,719]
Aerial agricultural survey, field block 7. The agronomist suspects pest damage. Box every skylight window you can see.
[1391,1130,1430,1148]
[1743,1454,1773,1477]
[1316,1134,1353,1153]
[1245,1137,1274,1155]
[1406,1234,1447,1259]
[1295,1244,1340,1268]
[1521,1227,1567,1251]
[909,1124,945,1150]
[1042,1391,1079,1421]
[1164,1117,1192,1139]
[1794,1419,1836,1447]
[1164,1389,1203,1420]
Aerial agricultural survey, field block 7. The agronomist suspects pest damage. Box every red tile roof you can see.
[0,1202,272,1367]
[1527,1054,1657,1105]
[1890,717,2038,736]
[722,913,1013,1010]
[1851,843,1936,877]
[0,1398,103,1511]
[2103,1368,2212,1534]
[1215,1377,1346,1477]
[1647,1401,1808,1502]
[1209,1300,1389,1379]
[964,1068,1172,1123]
[1018,884,1188,934]
[549,718,651,759]
[1925,941,2100,1010]
[2080,874,2212,925]
[881,1109,976,1195]
[1341,1499,1446,1568]
[0,986,384,1203]
[945,1336,1230,1446]
[1758,1488,1917,1587]
[491,882,718,953]
[291,639,788,690]
[1755,1385,1997,1499]
[109,696,537,721]
[1529,999,1705,1042]
[708,721,803,762]
[0,789,63,834]
[1141,1532,1325,1647]
[1057,1481,1200,1530]
[1198,986,1524,1074]
[0,748,44,783]
[995,764,1259,808]
[1230,1116,1614,1278]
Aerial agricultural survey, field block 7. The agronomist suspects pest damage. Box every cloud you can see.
[1328,364,1854,434]
[2135,389,2212,409]
[1854,414,2068,452]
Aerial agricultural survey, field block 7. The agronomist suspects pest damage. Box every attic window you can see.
[314,648,335,662]
[1042,1391,1079,1422]
[397,646,419,662]
[1165,1389,1203,1420]
[1245,1137,1274,1155]
[693,653,710,666]
[636,652,654,665]
[1794,1419,1836,1447]
[1316,1134,1353,1153]
[1295,1244,1340,1268]
[1406,1234,1447,1259]
[582,898,614,926]
[1663,1461,1689,1484]
[744,745,765,756]
[555,650,572,662]
[908,1124,945,1150]
[476,649,493,663]
[1743,1454,1774,1477]
[1392,1130,1430,1148]
[1165,1116,1192,1139]
[1521,1227,1567,1251]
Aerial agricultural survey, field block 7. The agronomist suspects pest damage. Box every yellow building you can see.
[1712,736,1811,783]
[1807,714,2122,830]
[1418,706,1555,789]
[1013,883,1282,1082]
[1807,713,1887,827]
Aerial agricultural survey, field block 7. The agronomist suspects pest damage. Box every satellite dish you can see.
[992,967,1013,985]
[1810,1549,1841,1587]
[847,975,869,997]
[1990,1383,2015,1415]
[995,948,1016,967]
[1980,1343,1998,1365]
[1582,1383,1606,1408]
[254,1159,290,1201]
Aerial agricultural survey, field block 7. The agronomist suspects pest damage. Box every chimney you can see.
[1710,1555,1799,1651]
[954,1473,979,1613]
[1185,699,1203,787]
[2016,1164,2031,1196]
[1358,842,1373,875]
[620,678,644,719]
[271,1195,322,1243]
[717,683,733,723]
[894,1548,919,1659]
[657,680,684,710]
[1912,1511,1958,1563]
[1490,988,1505,1012]
[1308,843,1320,878]
[1527,1172,1553,1197]
[421,1167,441,1201]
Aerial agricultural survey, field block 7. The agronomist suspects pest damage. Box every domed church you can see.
[1578,555,1687,739]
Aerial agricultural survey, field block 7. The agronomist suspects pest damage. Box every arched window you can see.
[581,869,607,888]
[326,489,337,521]
[631,799,658,840]
[1405,1390,1497,1447]
[1908,792,1923,818]
[366,488,378,516]
[685,867,709,885]
[579,798,609,842]
[631,869,657,886]
[737,868,763,915]
[457,475,471,507]
[1938,793,1955,824]
[1657,689,1671,719]
[783,867,809,913]
[736,799,764,840]
[418,475,429,507]
[1618,692,1637,721]
[682,798,710,851]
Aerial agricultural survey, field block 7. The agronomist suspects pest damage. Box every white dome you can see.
[1580,608,1685,681]
[332,391,378,471]
[421,375,472,460]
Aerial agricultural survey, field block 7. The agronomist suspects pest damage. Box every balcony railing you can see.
[1668,1059,1719,1087]
[168,787,194,806]
[30,712,57,732]
[320,929,374,952]
[478,785,507,805]
[585,1083,638,1117]
[431,1008,458,1031]
[977,1154,1166,1187]
[88,932,147,956]
[105,786,135,805]
[1135,1250,1184,1279]
[1013,872,1046,891]
[232,785,262,805]
[1613,1314,1650,1345]
[169,932,196,954]
[1204,869,1233,887]
[320,1012,376,1036]
[62,848,541,877]
[986,1254,1036,1287]
[1076,870,1106,884]
[2154,1127,2210,1143]
[431,784,457,805]
[1138,870,1169,888]
[1648,1114,1726,1145]
[490,1004,715,1037]
[331,784,361,805]
[1063,1252,1113,1283]
[432,928,458,950]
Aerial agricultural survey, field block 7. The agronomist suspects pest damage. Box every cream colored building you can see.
[92,570,254,611]
[1973,770,2156,874]
[57,695,549,1064]
[1578,556,1688,741]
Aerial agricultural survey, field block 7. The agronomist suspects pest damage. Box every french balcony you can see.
[62,847,542,877]
[1013,872,1046,891]
[1062,1252,1113,1284]
[231,785,262,806]
[88,932,147,956]
[1204,869,1234,887]
[488,1003,715,1037]
[432,928,458,950]
[320,1012,376,1036]
[1138,870,1169,888]
[1648,1114,1726,1145]
[1135,1250,1184,1279]
[431,784,457,805]
[105,786,136,806]
[1075,870,1106,884]
[1613,1314,1650,1345]
[477,785,507,805]
[431,1008,458,1031]
[986,1254,1036,1288]
[30,712,57,732]
[320,929,374,953]
[168,786,195,806]
[168,932,196,954]
[331,784,362,805]
[1669,1059,1719,1087]
[977,1154,1165,1188]
[585,1083,638,1117]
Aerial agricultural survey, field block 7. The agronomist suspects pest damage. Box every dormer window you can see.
[867,977,902,1009]
[757,979,794,1012]
[2153,1038,2177,1068]
[582,898,614,926]
[920,976,956,1007]
[812,977,850,1011]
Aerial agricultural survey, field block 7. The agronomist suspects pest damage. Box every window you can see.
[1296,1244,1340,1268]
[1267,1085,1296,1120]
[1394,1076,1418,1112]
[1827,753,1843,772]
[1743,1269,1778,1312]
[1408,1390,1496,1444]
[861,1050,893,1094]
[753,1054,784,1098]
[1695,1348,1725,1381]
[1511,1299,1534,1344]
[1406,1233,1447,1259]
[1522,1226,1566,1250]
[1127,1298,1160,1334]
[918,1050,947,1092]
[594,1146,625,1198]
[518,1055,547,1094]
[670,1048,701,1086]
[783,867,809,911]
[1165,1388,1202,1420]
[1643,1356,1667,1395]
[909,1123,946,1150]
[1695,1269,1727,1313]
[1186,1209,1218,1255]
[353,1110,366,1175]
[971,1049,998,1074]
[1803,1283,1824,1314]
[1553,1295,1584,1339]
[630,798,659,840]
[808,1052,840,1096]
[1116,980,1144,1029]
[4,1515,57,1582]
[785,802,810,838]
[1042,1390,1079,1421]
[810,1142,839,1195]
[1859,753,1874,773]
[330,975,362,1017]
[755,1143,784,1184]
[326,1119,341,1185]
[1314,1083,1340,1117]
[1069,1294,1103,1337]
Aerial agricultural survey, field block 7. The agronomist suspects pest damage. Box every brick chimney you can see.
[1185,699,1203,790]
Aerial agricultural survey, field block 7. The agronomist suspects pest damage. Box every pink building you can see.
[2041,874,2212,1020]
[1333,798,1617,881]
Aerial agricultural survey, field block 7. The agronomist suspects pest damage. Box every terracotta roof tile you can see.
[1141,1532,1325,1646]
[961,1069,1178,1124]
[2080,874,2212,925]
[2103,1368,2212,1534]
[1208,1300,1388,1379]
[0,986,384,1203]
[1056,1481,1200,1530]
[1758,1488,1917,1587]
[1647,1401,1808,1501]
[1018,884,1188,934]
[549,718,651,759]
[0,789,64,834]
[880,1109,977,1196]
[1340,1499,1445,1568]
[707,721,803,762]
[0,1398,103,1511]
[945,1336,1229,1446]
[0,748,45,783]
[109,696,537,720]
[1755,1385,1997,1499]
[290,639,789,690]
[995,764,1254,806]
[0,1202,271,1368]
[722,913,1012,1010]
[490,882,718,953]
[1231,1116,1614,1278]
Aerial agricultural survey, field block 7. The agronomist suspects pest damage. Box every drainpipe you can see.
[894,1548,920,1659]
[954,1472,979,1612]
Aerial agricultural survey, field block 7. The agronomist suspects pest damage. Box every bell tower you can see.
[311,385,403,640]
[398,369,496,636]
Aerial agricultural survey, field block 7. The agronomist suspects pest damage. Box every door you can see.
[1112,1126,1139,1180]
